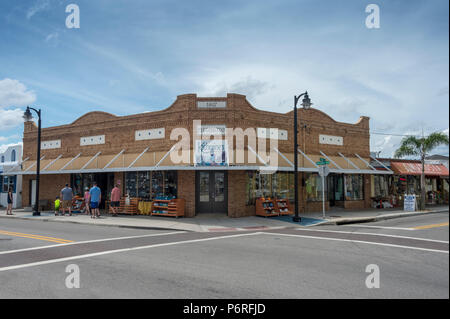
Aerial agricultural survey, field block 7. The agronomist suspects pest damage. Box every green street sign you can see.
[316,158,330,166]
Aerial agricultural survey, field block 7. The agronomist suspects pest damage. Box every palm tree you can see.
[394,132,449,210]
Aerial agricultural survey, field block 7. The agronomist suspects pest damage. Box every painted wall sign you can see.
[319,134,343,146]
[197,101,227,108]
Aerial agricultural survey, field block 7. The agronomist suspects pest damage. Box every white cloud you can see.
[0,109,25,131]
[26,0,50,19]
[0,78,36,108]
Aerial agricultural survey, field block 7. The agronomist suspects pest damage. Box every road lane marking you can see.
[342,225,415,231]
[413,222,449,230]
[0,232,262,272]
[263,232,449,254]
[0,230,73,244]
[293,228,449,243]
[0,231,185,255]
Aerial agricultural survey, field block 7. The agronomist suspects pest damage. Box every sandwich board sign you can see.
[403,194,416,212]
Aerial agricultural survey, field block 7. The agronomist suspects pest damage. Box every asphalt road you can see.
[0,212,448,298]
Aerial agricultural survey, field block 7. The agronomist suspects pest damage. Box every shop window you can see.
[125,171,177,199]
[1,176,16,193]
[345,175,364,200]
[125,172,137,197]
[164,171,177,198]
[246,171,294,205]
[372,175,389,198]
[305,173,327,202]
[151,171,163,198]
[137,171,150,199]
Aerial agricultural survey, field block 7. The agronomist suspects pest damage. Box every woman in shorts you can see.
[6,187,13,215]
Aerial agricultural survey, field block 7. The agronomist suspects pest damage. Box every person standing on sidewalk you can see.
[84,187,90,215]
[89,182,101,219]
[60,184,73,216]
[6,187,14,215]
[110,184,121,217]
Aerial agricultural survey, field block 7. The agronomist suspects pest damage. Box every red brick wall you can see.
[22,93,370,161]
[178,170,195,217]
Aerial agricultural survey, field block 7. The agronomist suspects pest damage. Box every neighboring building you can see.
[426,154,449,169]
[0,144,23,208]
[12,93,392,217]
[370,157,449,206]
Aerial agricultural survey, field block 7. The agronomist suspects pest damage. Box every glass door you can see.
[196,171,228,214]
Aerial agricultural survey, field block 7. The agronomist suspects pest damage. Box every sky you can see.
[0,0,448,157]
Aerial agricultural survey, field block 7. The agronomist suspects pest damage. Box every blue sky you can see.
[0,0,448,156]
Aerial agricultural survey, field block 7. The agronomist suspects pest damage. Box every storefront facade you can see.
[370,158,449,207]
[14,93,391,217]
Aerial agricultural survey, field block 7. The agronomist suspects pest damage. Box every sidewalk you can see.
[0,205,447,232]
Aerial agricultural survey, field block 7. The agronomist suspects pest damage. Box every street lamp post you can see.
[292,92,312,223]
[23,106,42,216]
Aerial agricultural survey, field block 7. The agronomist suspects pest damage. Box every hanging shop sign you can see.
[194,140,229,167]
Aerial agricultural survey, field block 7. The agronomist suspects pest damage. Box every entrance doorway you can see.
[29,179,36,208]
[195,171,228,214]
[328,174,344,207]
[71,173,115,209]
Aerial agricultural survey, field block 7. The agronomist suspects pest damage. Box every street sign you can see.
[316,158,330,166]
[318,165,330,177]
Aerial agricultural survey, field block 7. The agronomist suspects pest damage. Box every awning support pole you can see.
[60,153,82,171]
[248,145,268,166]
[298,148,319,169]
[355,153,376,171]
[338,152,360,170]
[370,155,394,173]
[274,147,294,167]
[319,151,342,170]
[128,147,149,168]
[24,155,46,172]
[42,154,62,171]
[155,145,176,168]
[103,149,125,169]
[81,152,102,170]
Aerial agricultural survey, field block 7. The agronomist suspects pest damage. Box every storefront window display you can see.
[125,171,177,200]
[371,175,389,198]
[305,173,327,202]
[345,174,364,200]
[246,171,294,205]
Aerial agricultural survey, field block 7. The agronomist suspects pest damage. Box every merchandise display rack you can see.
[151,198,185,218]
[275,198,293,216]
[255,198,279,217]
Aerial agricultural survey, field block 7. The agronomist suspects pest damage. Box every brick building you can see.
[13,93,392,217]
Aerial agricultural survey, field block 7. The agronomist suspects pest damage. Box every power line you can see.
[370,129,449,138]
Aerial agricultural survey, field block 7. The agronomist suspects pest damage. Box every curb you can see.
[0,214,192,232]
[318,209,449,226]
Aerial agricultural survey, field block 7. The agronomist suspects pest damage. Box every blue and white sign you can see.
[404,194,416,212]
[194,140,229,167]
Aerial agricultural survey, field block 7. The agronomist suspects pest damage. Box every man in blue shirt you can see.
[89,182,102,219]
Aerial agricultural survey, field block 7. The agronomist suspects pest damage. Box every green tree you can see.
[394,132,449,210]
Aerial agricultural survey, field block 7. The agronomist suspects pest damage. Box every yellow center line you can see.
[0,230,74,244]
[413,222,449,230]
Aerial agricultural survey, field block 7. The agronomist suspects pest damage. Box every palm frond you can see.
[423,132,449,154]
